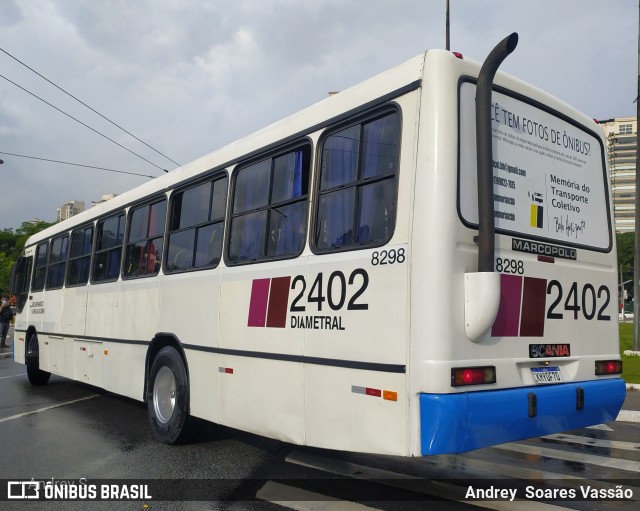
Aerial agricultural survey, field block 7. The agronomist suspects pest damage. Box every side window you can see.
[67,225,94,287]
[228,144,310,264]
[12,256,32,313]
[314,111,400,251]
[31,241,49,292]
[93,212,125,283]
[46,235,69,289]
[124,199,167,278]
[167,175,228,273]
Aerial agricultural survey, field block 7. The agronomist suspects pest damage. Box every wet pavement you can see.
[1,350,638,510]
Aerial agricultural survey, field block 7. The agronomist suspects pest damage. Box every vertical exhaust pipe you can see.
[476,32,518,272]
[465,33,518,342]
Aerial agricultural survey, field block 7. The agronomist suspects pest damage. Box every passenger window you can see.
[92,212,125,283]
[67,225,94,287]
[315,112,400,251]
[13,255,32,313]
[125,199,167,278]
[46,235,69,289]
[31,241,49,292]
[228,145,310,264]
[167,175,228,272]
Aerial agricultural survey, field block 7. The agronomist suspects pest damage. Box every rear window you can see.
[458,81,611,252]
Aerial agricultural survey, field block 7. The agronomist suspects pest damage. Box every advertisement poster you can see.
[458,81,610,251]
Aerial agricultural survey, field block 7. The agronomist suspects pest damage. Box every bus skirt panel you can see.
[419,378,626,455]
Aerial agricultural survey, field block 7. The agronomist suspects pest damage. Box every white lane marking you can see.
[257,481,377,511]
[617,410,640,423]
[541,433,640,451]
[286,451,567,510]
[496,443,640,473]
[0,395,99,423]
[0,373,26,380]
[586,424,614,431]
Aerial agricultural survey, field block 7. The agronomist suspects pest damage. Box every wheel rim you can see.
[153,366,176,424]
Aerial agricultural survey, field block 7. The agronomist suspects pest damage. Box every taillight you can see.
[451,366,496,386]
[595,360,622,376]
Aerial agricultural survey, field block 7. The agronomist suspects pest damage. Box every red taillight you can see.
[595,360,622,375]
[453,52,464,59]
[451,366,496,386]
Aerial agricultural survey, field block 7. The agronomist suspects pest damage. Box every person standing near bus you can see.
[0,297,13,348]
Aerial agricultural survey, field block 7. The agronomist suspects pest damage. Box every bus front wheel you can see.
[26,334,51,386]
[147,346,192,444]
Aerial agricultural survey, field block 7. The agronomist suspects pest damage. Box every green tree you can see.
[616,232,635,304]
[0,221,53,295]
[616,231,634,274]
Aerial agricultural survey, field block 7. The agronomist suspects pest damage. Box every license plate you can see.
[530,366,563,384]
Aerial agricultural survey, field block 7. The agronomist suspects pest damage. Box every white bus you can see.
[11,34,625,456]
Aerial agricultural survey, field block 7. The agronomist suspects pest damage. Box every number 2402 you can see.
[546,281,611,321]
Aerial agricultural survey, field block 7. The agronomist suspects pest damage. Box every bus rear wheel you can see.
[147,346,192,444]
[26,334,51,386]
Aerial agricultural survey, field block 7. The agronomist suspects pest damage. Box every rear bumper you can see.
[419,378,626,455]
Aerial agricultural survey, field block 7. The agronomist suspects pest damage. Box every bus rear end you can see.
[412,47,625,456]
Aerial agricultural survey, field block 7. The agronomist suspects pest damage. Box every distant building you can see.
[600,117,637,233]
[92,193,118,207]
[56,200,85,222]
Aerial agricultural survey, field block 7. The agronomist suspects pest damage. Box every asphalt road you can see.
[0,355,638,511]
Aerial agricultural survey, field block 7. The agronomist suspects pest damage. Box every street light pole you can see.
[446,0,451,51]
[634,0,640,351]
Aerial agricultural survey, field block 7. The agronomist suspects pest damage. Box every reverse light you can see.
[595,360,622,376]
[451,366,496,387]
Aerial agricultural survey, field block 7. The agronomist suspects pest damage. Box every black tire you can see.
[26,334,51,386]
[147,346,192,444]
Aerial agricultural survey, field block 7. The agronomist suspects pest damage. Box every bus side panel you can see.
[100,342,147,401]
[184,351,220,425]
[118,279,160,342]
[304,366,408,455]
[302,250,408,364]
[158,271,222,424]
[218,356,304,445]
[85,282,145,401]
[218,262,306,445]
[61,286,89,337]
[33,289,66,375]
[74,340,103,387]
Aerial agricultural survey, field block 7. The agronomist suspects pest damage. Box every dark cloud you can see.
[0,0,635,229]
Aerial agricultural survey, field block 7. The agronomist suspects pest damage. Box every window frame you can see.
[66,224,94,288]
[91,211,126,284]
[311,107,402,254]
[619,124,633,135]
[165,171,229,274]
[46,233,69,290]
[31,241,49,292]
[226,141,312,266]
[123,197,167,280]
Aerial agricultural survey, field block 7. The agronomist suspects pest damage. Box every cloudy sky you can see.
[0,0,636,230]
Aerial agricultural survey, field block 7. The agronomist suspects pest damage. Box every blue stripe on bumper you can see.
[419,378,626,455]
